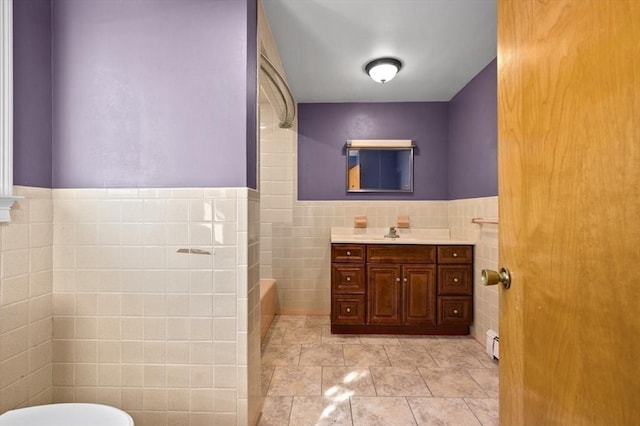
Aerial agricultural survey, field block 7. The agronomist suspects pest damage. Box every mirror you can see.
[347,140,414,193]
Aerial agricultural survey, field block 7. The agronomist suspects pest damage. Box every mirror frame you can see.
[346,140,414,193]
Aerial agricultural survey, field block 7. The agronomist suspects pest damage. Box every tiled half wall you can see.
[0,186,260,425]
[47,187,259,426]
[0,187,53,413]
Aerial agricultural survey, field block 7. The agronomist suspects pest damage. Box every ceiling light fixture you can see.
[365,57,402,84]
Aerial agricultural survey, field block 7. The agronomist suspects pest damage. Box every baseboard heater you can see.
[485,329,499,360]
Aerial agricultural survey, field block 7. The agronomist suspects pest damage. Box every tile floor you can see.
[259,315,499,426]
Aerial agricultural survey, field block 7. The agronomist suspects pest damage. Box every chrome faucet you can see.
[384,226,399,239]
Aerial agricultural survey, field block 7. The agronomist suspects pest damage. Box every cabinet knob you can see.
[346,251,351,256]
[346,277,351,282]
[403,277,408,282]
[346,307,351,313]
[452,252,458,257]
[453,309,459,314]
[396,277,401,282]
[453,278,459,283]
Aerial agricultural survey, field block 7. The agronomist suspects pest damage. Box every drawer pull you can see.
[453,309,459,314]
[452,252,458,257]
[453,278,459,283]
[346,307,351,313]
[346,251,351,256]
[346,277,351,282]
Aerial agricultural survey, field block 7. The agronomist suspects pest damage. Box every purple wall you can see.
[298,103,450,200]
[13,0,52,188]
[449,59,497,199]
[246,0,258,189]
[51,0,257,188]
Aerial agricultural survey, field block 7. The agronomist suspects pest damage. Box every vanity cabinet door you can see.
[437,265,472,295]
[332,265,365,293]
[367,264,402,325]
[332,295,366,324]
[403,265,437,325]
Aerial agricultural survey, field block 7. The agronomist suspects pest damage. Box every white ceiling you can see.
[262,0,496,103]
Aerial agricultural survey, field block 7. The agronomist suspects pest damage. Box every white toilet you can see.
[0,403,134,426]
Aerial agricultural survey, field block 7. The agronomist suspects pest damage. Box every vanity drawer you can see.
[437,245,473,264]
[437,296,472,325]
[367,244,436,264]
[332,264,365,293]
[438,265,472,295]
[332,244,366,262]
[331,295,366,324]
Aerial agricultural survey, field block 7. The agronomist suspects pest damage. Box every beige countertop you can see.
[330,227,475,245]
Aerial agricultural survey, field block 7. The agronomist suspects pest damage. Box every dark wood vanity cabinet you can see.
[331,243,473,335]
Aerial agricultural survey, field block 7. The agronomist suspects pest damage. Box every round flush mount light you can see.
[365,57,403,83]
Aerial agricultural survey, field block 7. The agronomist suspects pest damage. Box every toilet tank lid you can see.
[0,403,134,426]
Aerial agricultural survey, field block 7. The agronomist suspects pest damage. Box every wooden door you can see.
[498,1,640,424]
[402,265,436,325]
[367,264,401,325]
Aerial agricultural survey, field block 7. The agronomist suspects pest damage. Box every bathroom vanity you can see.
[330,228,474,335]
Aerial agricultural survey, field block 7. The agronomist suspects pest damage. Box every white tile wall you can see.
[449,197,499,342]
[51,187,254,426]
[0,186,53,413]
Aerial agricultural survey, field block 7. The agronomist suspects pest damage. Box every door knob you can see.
[481,268,512,289]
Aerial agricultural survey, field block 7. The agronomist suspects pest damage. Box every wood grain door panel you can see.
[366,264,401,325]
[403,265,436,325]
[498,0,640,423]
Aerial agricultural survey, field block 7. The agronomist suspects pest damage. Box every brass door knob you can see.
[481,268,512,289]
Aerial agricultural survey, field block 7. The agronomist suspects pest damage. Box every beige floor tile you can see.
[258,396,292,426]
[261,344,300,366]
[385,344,438,367]
[359,335,401,345]
[407,397,481,426]
[262,365,275,395]
[289,396,352,426]
[268,366,322,396]
[344,344,390,366]
[427,345,485,368]
[466,368,499,398]
[397,335,440,346]
[371,367,431,396]
[351,396,417,426]
[282,327,322,345]
[322,366,377,397]
[270,315,307,329]
[262,327,285,346]
[299,344,344,366]
[305,315,331,328]
[464,398,499,426]
[418,367,487,398]
[321,326,361,344]
[260,316,500,425]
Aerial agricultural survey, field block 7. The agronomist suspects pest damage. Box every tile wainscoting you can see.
[0,186,53,413]
[0,187,260,426]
